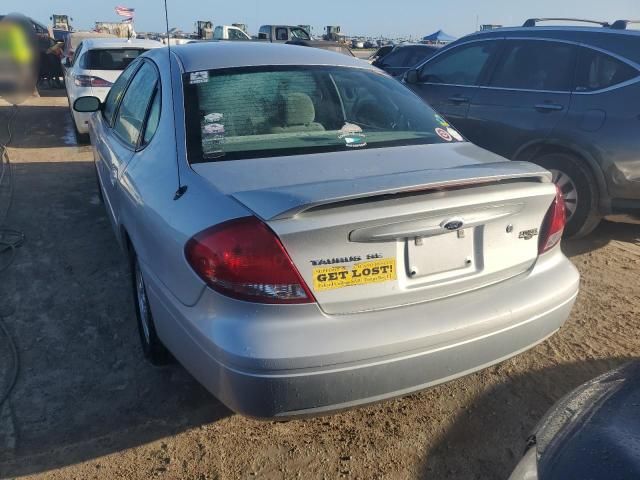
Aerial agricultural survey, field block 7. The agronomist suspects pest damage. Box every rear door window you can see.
[102,60,141,126]
[275,28,288,41]
[489,40,577,91]
[574,47,639,92]
[419,41,499,85]
[141,87,161,146]
[112,62,158,148]
[82,49,147,70]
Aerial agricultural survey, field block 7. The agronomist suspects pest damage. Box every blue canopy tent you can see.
[422,30,457,44]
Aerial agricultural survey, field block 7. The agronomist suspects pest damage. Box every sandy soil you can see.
[0,91,638,480]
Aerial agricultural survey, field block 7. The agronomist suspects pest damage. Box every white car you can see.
[64,38,163,142]
[212,25,251,41]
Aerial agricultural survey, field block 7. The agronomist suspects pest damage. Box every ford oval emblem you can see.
[442,218,465,231]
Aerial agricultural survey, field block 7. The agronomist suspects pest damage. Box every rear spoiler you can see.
[232,161,551,221]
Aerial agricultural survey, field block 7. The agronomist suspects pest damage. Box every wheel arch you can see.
[513,140,611,214]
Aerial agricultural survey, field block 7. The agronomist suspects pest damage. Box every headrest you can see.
[283,92,316,126]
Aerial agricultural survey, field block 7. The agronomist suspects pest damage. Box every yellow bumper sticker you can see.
[312,258,397,292]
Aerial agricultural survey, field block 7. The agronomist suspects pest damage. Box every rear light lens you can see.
[74,75,113,88]
[539,184,566,254]
[185,217,315,304]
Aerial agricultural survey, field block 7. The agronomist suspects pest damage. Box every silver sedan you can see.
[73,42,579,418]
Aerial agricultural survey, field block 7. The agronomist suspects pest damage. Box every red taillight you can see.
[539,184,566,254]
[185,217,315,304]
[74,75,113,88]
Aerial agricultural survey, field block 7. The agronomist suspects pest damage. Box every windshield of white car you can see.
[290,28,310,40]
[183,65,463,163]
[82,48,147,70]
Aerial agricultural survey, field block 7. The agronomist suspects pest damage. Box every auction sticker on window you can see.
[435,127,453,142]
[312,258,396,292]
[190,71,209,84]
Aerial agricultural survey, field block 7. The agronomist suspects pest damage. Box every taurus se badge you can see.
[519,228,539,240]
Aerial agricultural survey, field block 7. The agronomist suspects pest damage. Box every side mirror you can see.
[258,33,267,39]
[73,96,101,113]
[405,69,419,84]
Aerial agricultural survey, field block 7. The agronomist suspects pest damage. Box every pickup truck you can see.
[213,25,251,41]
[285,39,355,57]
[257,25,311,43]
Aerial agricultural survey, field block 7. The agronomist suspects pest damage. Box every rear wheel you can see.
[534,152,601,238]
[131,253,171,365]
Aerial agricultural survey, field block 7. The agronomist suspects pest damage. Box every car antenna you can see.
[163,0,187,200]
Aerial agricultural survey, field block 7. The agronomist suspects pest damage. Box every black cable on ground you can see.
[0,103,22,411]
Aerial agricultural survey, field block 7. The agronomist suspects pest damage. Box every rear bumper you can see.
[218,297,570,418]
[145,249,579,418]
[71,110,91,134]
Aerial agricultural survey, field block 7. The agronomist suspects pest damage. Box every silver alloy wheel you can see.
[549,168,578,220]
[135,261,151,344]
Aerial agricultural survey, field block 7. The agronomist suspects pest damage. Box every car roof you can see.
[167,41,372,73]
[446,25,640,65]
[81,38,164,50]
[469,25,640,38]
[67,31,116,50]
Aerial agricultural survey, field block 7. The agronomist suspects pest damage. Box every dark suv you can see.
[404,19,640,237]
[373,44,439,78]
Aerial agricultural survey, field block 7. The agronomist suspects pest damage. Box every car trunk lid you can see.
[193,143,556,314]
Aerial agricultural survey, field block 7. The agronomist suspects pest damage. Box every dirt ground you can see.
[0,90,638,480]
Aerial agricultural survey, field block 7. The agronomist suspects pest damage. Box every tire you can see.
[534,152,602,238]
[131,253,171,365]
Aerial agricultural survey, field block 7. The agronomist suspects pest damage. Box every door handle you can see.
[109,166,117,185]
[448,96,470,104]
[535,103,564,112]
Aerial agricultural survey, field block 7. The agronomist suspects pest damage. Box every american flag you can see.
[115,6,135,19]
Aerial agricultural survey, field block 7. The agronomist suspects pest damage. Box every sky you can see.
[5,0,640,39]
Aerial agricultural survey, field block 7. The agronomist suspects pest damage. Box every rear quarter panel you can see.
[116,53,250,307]
[554,81,640,201]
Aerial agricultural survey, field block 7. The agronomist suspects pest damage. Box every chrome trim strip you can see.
[574,75,640,95]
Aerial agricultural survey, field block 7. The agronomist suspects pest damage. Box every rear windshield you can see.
[183,65,462,162]
[82,48,147,70]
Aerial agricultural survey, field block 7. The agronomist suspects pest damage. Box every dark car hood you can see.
[535,361,640,479]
